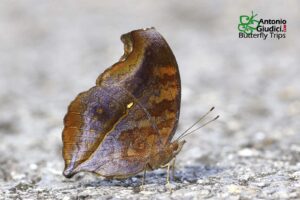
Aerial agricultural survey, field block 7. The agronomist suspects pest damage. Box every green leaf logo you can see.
[238,11,260,34]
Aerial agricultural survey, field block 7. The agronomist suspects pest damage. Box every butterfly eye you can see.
[172,143,179,151]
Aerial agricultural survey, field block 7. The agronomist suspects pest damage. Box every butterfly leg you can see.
[141,163,152,189]
[165,158,178,192]
[166,160,178,192]
[142,167,146,187]
[166,162,171,185]
[165,157,176,184]
[171,157,176,180]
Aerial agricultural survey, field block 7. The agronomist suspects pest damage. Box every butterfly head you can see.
[160,140,186,167]
[149,140,186,170]
[169,140,186,157]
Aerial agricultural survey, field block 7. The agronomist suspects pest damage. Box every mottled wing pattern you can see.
[62,28,181,178]
[125,30,181,145]
[63,86,126,177]
[98,28,181,146]
[63,85,158,178]
[73,87,159,177]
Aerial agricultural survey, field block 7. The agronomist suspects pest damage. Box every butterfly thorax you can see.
[148,140,186,170]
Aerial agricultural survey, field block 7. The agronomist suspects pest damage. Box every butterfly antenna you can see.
[177,115,219,141]
[175,106,215,141]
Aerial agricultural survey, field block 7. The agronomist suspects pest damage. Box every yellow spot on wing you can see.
[127,102,134,109]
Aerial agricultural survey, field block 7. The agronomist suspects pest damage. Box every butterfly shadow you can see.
[78,164,224,189]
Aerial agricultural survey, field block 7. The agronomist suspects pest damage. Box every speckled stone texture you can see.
[0,1,300,199]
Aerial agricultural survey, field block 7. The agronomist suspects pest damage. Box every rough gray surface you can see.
[1,1,300,199]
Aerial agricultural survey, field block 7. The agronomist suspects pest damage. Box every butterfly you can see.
[62,27,218,184]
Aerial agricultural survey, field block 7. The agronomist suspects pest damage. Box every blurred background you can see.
[1,0,300,199]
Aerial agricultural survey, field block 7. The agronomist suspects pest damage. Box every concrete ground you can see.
[0,1,300,199]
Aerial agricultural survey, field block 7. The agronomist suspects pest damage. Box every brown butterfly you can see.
[62,28,218,184]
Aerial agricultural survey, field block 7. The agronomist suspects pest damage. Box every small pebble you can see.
[238,148,259,157]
